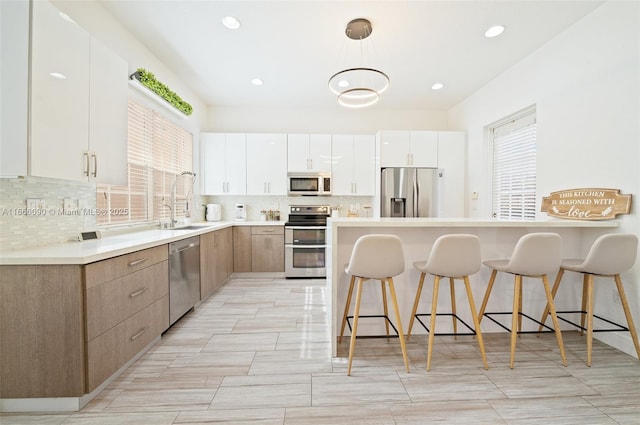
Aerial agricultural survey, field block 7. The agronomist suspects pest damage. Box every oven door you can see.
[285,244,326,278]
[284,226,326,278]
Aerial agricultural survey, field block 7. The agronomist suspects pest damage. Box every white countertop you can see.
[327,217,620,228]
[0,220,285,265]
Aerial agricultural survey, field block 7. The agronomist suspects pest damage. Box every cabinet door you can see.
[89,37,128,185]
[437,131,466,217]
[308,134,332,173]
[201,133,227,195]
[0,0,29,177]
[251,234,284,272]
[352,135,375,195]
[30,0,90,181]
[379,131,411,167]
[410,131,438,167]
[224,134,247,195]
[287,133,310,172]
[246,134,287,195]
[233,227,252,272]
[200,231,218,300]
[331,135,354,195]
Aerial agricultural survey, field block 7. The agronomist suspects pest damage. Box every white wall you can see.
[448,1,639,357]
[206,106,449,133]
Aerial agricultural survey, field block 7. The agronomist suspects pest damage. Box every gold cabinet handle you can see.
[128,258,148,267]
[84,152,90,176]
[130,327,147,341]
[129,287,148,298]
[91,152,98,178]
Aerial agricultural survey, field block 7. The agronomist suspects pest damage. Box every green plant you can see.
[132,68,193,116]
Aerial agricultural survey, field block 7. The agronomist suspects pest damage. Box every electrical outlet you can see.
[26,198,45,209]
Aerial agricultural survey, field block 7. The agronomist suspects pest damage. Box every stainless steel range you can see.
[284,205,330,278]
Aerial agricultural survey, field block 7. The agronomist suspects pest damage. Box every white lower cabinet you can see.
[332,134,375,196]
[246,133,287,195]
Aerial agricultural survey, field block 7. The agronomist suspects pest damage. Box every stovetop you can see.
[285,205,330,226]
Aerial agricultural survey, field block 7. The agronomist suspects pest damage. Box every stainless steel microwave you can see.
[287,173,331,196]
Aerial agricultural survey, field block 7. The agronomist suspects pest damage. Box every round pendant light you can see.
[328,18,390,108]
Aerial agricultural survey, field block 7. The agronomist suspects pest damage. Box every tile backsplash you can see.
[0,177,97,250]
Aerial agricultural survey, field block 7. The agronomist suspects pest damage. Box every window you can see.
[490,108,537,220]
[97,99,193,226]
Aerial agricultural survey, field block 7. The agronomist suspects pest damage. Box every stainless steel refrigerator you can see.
[380,167,439,217]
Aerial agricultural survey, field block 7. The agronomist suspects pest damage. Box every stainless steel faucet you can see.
[170,171,196,227]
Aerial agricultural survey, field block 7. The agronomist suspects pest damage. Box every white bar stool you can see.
[406,234,489,371]
[478,232,567,368]
[340,234,410,376]
[538,233,640,366]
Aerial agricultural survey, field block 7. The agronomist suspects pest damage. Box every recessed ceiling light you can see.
[431,83,444,90]
[251,78,263,86]
[222,16,241,30]
[49,72,67,79]
[337,80,350,88]
[485,25,505,38]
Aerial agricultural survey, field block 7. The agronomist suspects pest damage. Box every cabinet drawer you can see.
[251,226,283,235]
[85,245,168,289]
[86,295,168,392]
[86,261,168,341]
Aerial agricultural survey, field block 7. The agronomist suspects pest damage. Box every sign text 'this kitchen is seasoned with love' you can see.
[541,188,631,220]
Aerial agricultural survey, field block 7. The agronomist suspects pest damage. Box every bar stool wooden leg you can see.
[538,268,565,332]
[542,274,567,367]
[347,278,364,376]
[381,280,390,338]
[478,269,498,323]
[586,274,594,367]
[387,278,410,373]
[450,277,458,338]
[518,282,523,336]
[339,275,356,344]
[426,276,441,371]
[464,276,488,369]
[580,274,588,336]
[510,275,521,369]
[615,275,640,361]
[407,272,426,340]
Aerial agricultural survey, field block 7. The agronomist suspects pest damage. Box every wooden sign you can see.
[541,188,631,220]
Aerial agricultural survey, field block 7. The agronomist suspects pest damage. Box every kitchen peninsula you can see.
[326,217,619,357]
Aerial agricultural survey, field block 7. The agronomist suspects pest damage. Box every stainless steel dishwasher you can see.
[169,236,201,326]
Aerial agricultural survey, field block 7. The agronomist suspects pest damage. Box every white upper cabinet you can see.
[29,0,128,183]
[30,0,91,181]
[88,37,128,185]
[378,131,438,168]
[201,133,246,195]
[287,134,332,173]
[332,135,375,196]
[0,0,29,177]
[246,133,287,195]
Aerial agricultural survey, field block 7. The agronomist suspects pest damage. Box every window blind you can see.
[491,111,537,220]
[97,99,193,226]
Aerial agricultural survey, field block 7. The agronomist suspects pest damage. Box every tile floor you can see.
[2,277,640,424]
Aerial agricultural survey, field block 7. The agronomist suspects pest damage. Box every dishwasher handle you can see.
[169,236,200,255]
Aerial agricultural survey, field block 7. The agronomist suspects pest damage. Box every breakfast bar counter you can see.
[326,217,619,357]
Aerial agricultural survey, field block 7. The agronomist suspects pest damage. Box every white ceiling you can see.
[98,0,604,110]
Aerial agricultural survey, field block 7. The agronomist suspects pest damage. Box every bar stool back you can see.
[539,233,640,366]
[407,234,488,371]
[478,232,567,368]
[341,234,410,375]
